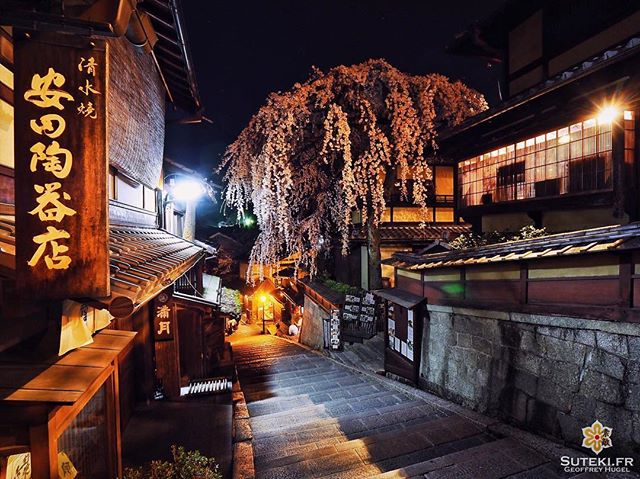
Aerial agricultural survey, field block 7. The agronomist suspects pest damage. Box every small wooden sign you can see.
[153,292,174,341]
[14,32,109,299]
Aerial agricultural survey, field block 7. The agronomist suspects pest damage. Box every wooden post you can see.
[29,420,57,479]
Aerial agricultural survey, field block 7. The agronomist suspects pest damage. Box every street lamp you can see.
[260,294,267,334]
[162,172,217,240]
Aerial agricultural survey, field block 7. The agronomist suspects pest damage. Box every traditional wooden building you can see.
[0,2,226,477]
[382,0,640,460]
[335,163,470,289]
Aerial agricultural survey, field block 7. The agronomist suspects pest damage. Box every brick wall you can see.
[107,37,165,188]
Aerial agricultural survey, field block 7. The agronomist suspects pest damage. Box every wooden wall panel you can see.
[528,279,620,306]
[465,280,522,304]
[396,275,422,297]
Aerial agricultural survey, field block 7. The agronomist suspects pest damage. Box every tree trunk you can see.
[366,214,383,291]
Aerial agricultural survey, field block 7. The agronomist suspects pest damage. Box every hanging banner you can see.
[14,31,109,298]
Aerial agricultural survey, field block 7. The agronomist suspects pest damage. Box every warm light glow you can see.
[597,106,619,124]
[260,295,267,303]
[624,110,634,120]
[172,179,205,202]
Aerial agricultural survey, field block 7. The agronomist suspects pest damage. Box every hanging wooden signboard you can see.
[153,291,175,341]
[14,32,109,298]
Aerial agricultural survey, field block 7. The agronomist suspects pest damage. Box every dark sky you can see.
[165,0,504,175]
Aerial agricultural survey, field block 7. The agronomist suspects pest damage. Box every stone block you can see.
[537,325,575,343]
[629,336,640,358]
[633,412,640,444]
[539,334,587,366]
[628,360,640,383]
[536,377,573,413]
[579,370,624,405]
[511,390,530,424]
[569,394,597,422]
[514,370,538,397]
[626,383,640,411]
[513,350,542,375]
[456,332,472,349]
[471,335,493,356]
[574,330,597,347]
[596,331,629,357]
[557,411,583,445]
[586,348,626,381]
[499,323,520,348]
[539,359,581,392]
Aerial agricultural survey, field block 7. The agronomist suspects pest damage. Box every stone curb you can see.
[273,334,640,479]
[231,366,256,479]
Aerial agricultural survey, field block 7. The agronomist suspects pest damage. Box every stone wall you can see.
[421,305,640,459]
[300,294,327,350]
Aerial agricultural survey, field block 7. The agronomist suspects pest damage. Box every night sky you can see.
[165,0,504,176]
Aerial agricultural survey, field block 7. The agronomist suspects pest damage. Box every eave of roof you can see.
[439,35,640,145]
[140,0,201,113]
[386,222,640,271]
[350,224,471,243]
[0,216,205,316]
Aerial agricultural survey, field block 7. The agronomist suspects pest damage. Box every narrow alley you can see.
[232,327,598,479]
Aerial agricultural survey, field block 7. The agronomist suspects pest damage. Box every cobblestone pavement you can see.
[232,327,619,479]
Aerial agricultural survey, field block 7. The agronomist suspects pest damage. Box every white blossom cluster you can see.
[220,59,487,281]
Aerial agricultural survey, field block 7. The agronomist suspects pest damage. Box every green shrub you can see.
[123,445,222,479]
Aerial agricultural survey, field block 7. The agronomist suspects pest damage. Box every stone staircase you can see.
[232,333,603,479]
[326,331,385,374]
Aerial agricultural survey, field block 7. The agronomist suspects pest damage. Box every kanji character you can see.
[30,113,66,138]
[28,226,71,270]
[29,182,77,222]
[78,79,100,96]
[77,101,97,119]
[157,321,171,335]
[30,141,73,179]
[78,56,98,76]
[24,68,74,110]
[157,305,170,319]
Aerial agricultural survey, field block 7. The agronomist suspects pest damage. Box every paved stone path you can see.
[232,329,605,479]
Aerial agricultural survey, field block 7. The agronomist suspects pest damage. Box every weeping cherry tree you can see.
[220,59,487,289]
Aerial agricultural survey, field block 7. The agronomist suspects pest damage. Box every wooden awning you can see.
[0,214,205,318]
[372,288,425,309]
[0,329,135,404]
[107,226,205,316]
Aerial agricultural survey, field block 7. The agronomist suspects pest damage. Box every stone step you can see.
[368,437,550,479]
[239,364,344,384]
[245,381,386,415]
[251,406,447,459]
[239,366,354,390]
[242,374,368,402]
[316,434,495,479]
[248,388,404,419]
[255,414,486,471]
[250,398,434,439]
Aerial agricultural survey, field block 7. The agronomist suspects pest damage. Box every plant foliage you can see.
[123,445,222,479]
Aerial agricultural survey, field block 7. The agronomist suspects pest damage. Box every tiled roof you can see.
[387,222,640,271]
[0,216,204,311]
[350,224,471,243]
[440,36,640,141]
[109,226,204,306]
